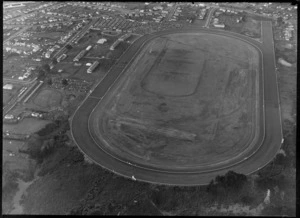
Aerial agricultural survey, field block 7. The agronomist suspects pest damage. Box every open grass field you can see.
[92,32,260,169]
[2,140,33,184]
[32,88,62,108]
[3,91,15,105]
[3,118,51,135]
[2,139,33,214]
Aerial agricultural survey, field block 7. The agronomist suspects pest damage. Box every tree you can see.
[206,171,247,195]
[27,136,44,161]
[240,195,254,205]
[41,63,50,73]
[241,14,247,22]
[66,44,73,50]
[61,78,68,86]
[52,58,58,64]
[37,123,58,137]
[37,70,46,80]
[277,16,284,25]
[47,78,53,86]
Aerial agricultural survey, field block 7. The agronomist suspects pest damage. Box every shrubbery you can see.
[256,174,285,191]
[206,171,247,194]
[36,123,59,137]
[26,119,70,163]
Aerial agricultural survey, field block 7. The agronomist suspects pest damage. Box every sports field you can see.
[90,32,260,169]
[32,89,62,108]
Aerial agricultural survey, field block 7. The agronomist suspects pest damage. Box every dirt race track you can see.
[71,22,283,185]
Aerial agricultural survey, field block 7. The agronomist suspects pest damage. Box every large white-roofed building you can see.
[97,38,107,44]
[3,84,13,90]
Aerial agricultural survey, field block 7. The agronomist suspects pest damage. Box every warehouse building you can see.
[87,61,99,73]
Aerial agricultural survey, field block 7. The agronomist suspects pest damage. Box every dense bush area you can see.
[36,123,59,137]
[206,171,247,194]
[26,119,70,163]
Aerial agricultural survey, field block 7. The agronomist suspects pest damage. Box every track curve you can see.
[70,21,282,186]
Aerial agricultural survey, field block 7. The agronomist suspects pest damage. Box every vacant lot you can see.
[92,32,259,169]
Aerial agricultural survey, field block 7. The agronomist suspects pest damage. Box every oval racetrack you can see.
[70,21,283,186]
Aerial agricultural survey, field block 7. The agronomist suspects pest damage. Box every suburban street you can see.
[204,7,216,28]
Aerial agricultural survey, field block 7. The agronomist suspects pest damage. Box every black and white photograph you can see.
[2,1,297,216]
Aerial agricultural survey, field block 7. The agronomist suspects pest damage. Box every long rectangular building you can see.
[73,50,88,62]
[87,61,99,73]
[109,40,122,50]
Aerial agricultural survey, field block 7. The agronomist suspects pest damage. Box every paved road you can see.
[3,77,37,85]
[71,22,282,185]
[204,7,216,28]
[166,3,177,21]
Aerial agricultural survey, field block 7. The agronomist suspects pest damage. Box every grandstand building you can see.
[110,40,121,50]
